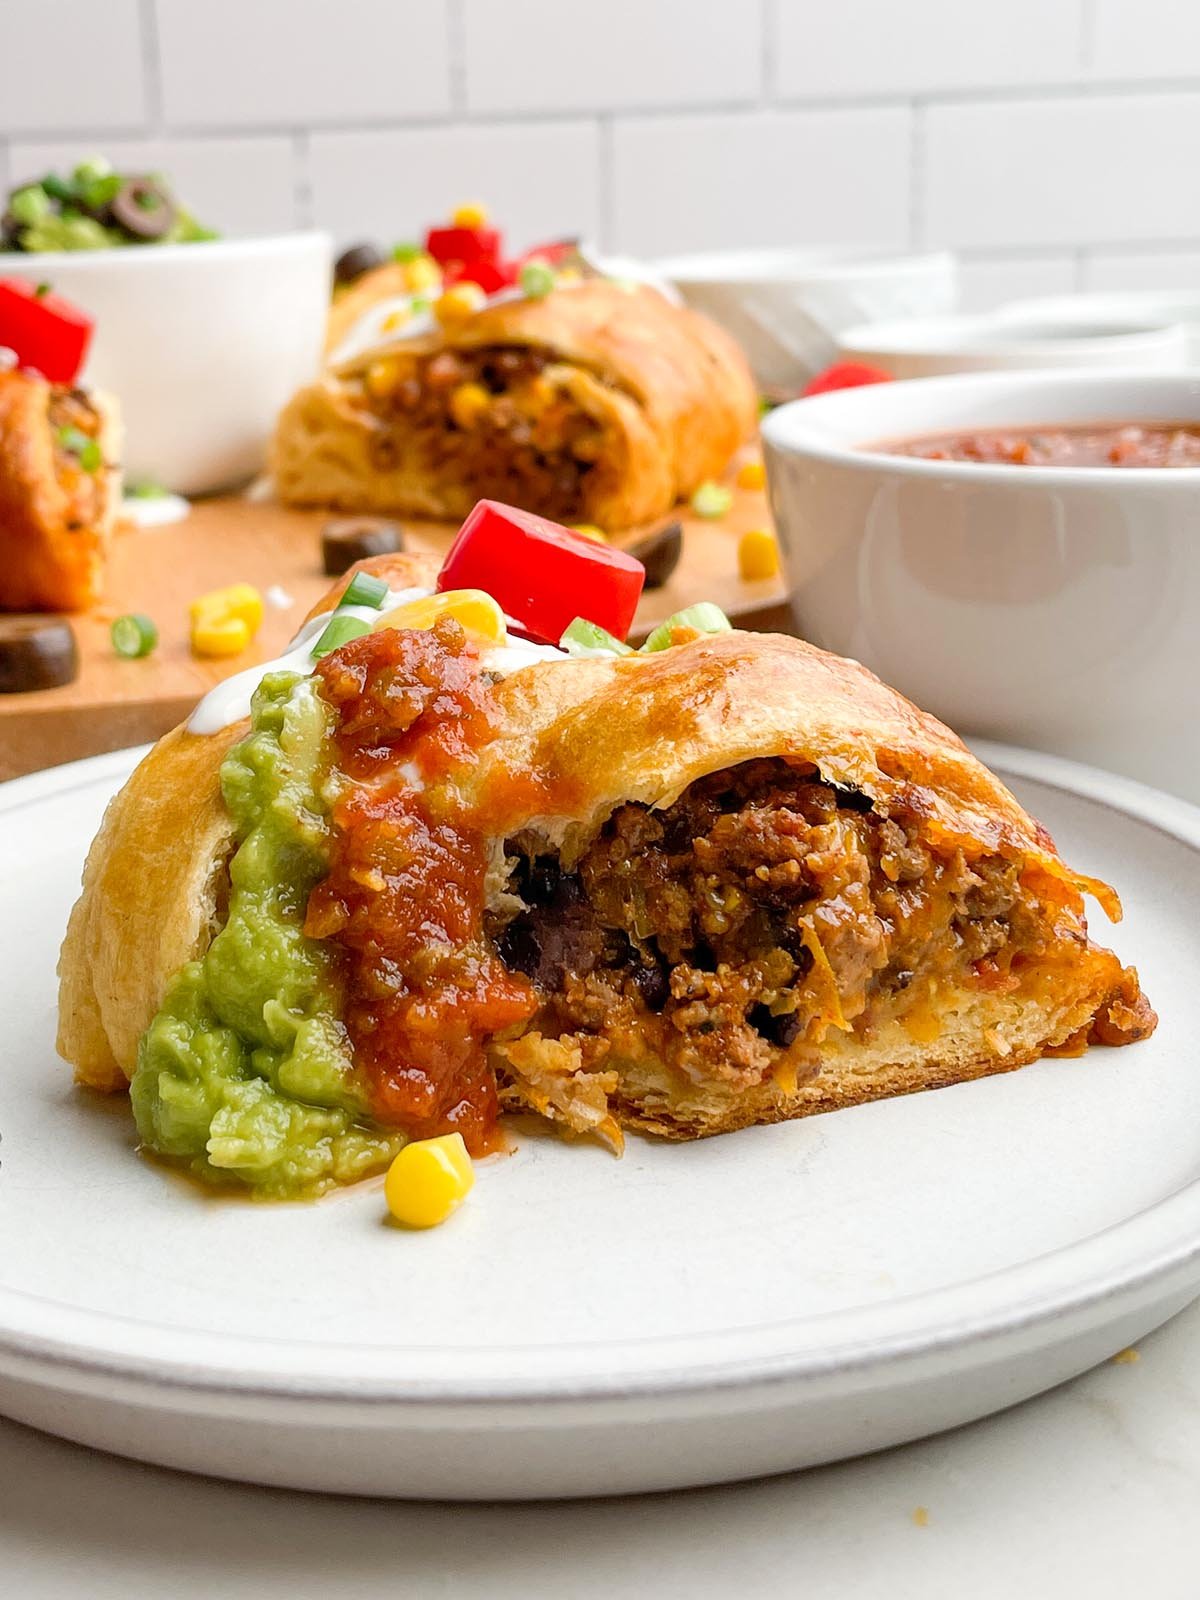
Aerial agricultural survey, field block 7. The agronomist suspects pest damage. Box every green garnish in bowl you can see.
[2,158,219,253]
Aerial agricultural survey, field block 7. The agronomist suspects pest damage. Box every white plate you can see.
[1,742,1198,1500]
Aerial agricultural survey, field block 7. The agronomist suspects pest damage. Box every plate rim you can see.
[3,739,1199,1407]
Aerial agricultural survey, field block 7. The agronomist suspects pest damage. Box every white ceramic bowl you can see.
[762,370,1200,801]
[653,248,958,390]
[1009,291,1200,363]
[0,232,332,495]
[836,308,1191,379]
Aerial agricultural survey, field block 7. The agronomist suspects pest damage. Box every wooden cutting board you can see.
[0,489,790,782]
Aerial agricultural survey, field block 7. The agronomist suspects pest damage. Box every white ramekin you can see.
[762,370,1200,801]
[0,232,332,494]
[653,248,958,389]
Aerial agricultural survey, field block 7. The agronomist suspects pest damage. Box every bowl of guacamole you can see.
[0,157,331,494]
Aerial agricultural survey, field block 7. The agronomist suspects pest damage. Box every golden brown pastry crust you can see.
[58,555,1153,1141]
[273,281,758,531]
[0,370,122,612]
[325,262,414,357]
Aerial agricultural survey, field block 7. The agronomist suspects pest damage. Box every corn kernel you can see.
[381,306,410,334]
[189,583,264,633]
[520,374,557,415]
[738,528,780,581]
[385,1133,475,1229]
[373,588,507,645]
[449,381,492,430]
[736,458,766,492]
[403,255,442,294]
[451,201,489,229]
[434,282,487,326]
[571,524,607,542]
[191,614,251,658]
[365,356,405,399]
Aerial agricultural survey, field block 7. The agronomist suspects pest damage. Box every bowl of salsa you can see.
[761,370,1200,803]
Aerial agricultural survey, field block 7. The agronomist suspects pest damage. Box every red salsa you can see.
[880,422,1200,468]
[306,619,539,1154]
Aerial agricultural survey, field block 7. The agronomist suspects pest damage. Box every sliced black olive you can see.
[749,1004,801,1049]
[627,520,683,589]
[110,177,176,240]
[0,618,79,693]
[334,242,385,287]
[321,517,405,576]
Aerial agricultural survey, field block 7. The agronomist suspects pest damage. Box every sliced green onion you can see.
[110,612,158,659]
[312,613,371,658]
[640,602,732,653]
[9,185,50,226]
[519,259,556,300]
[34,282,51,299]
[410,295,431,316]
[72,156,113,186]
[559,617,633,656]
[57,425,102,472]
[126,478,171,499]
[79,172,121,211]
[42,172,75,203]
[690,480,733,519]
[391,241,421,263]
[341,570,389,609]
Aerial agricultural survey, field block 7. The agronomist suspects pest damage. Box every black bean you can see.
[497,915,542,979]
[830,783,875,814]
[749,1004,802,1048]
[632,960,670,1013]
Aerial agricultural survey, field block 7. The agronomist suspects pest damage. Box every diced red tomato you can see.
[516,237,580,270]
[0,278,93,383]
[438,500,645,644]
[442,256,518,294]
[425,225,502,268]
[802,360,893,398]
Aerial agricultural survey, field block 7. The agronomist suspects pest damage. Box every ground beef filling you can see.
[360,343,605,520]
[490,760,1039,1092]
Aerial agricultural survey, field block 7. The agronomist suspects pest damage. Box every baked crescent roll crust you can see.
[325,261,415,357]
[0,370,122,612]
[273,281,758,530]
[58,555,1155,1155]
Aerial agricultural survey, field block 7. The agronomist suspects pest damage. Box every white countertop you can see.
[3,1298,1198,1598]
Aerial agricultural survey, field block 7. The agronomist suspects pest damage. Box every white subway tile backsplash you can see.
[1083,249,1200,291]
[309,122,601,249]
[923,92,1200,250]
[463,0,760,114]
[1090,1,1200,81]
[8,138,299,236]
[5,1,1200,302]
[0,0,146,134]
[611,107,911,256]
[775,0,1083,100]
[955,255,1078,313]
[154,0,451,129]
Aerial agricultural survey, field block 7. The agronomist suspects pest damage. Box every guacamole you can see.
[131,672,404,1197]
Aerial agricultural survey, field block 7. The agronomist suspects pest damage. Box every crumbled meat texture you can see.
[358,344,605,520]
[489,759,1040,1094]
